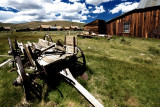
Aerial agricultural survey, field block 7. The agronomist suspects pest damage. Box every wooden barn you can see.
[84,19,106,34]
[40,25,51,31]
[56,26,63,31]
[70,26,79,31]
[64,27,70,31]
[3,27,11,31]
[106,0,160,38]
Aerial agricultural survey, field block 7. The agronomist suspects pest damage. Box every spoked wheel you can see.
[15,56,30,100]
[76,46,86,69]
[69,46,86,78]
[43,34,53,42]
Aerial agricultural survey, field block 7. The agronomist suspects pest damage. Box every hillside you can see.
[0,21,86,29]
[0,22,15,28]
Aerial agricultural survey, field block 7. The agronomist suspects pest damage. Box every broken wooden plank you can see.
[60,68,104,107]
[0,55,12,57]
[0,58,12,67]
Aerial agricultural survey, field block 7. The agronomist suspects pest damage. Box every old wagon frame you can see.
[7,34,103,107]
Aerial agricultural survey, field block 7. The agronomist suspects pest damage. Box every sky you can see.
[0,0,140,23]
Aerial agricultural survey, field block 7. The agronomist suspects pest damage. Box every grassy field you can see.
[0,31,160,107]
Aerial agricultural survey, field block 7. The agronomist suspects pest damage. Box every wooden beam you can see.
[60,68,104,107]
[0,58,12,67]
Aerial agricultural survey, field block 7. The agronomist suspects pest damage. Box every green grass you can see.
[0,31,160,107]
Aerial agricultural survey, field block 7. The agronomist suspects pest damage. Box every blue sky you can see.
[0,0,140,23]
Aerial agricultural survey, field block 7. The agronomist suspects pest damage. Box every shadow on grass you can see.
[25,61,89,104]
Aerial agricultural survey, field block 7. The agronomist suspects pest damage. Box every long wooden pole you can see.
[60,68,104,107]
[0,58,12,67]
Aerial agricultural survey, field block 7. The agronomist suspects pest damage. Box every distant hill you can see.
[0,21,86,30]
[0,22,15,27]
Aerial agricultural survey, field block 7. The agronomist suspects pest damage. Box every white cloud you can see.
[109,2,139,14]
[0,0,89,23]
[5,15,37,23]
[93,6,105,14]
[81,8,90,14]
[88,6,93,9]
[86,0,112,6]
[0,11,16,21]
[69,0,80,2]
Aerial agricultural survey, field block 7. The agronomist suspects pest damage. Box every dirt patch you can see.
[66,101,77,107]
[46,101,56,107]
[126,97,139,107]
[81,72,88,80]
[15,97,31,107]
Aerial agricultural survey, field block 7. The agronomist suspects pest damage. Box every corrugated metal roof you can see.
[158,0,160,5]
[137,0,160,9]
[50,26,57,29]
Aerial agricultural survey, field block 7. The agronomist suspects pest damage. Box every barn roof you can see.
[137,0,160,9]
[84,19,104,27]
[56,26,63,29]
[3,27,10,29]
[40,25,51,28]
[70,26,79,29]
[64,27,70,29]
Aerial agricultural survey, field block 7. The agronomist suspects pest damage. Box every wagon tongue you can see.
[60,68,104,107]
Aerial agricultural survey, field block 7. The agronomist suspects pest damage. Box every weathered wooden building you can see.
[106,0,160,38]
[16,28,36,32]
[84,19,106,34]
[0,27,11,31]
[64,27,70,31]
[3,27,11,31]
[56,26,63,31]
[40,25,51,31]
[50,26,57,31]
[70,26,79,31]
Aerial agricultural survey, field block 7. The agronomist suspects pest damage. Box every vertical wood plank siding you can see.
[106,6,160,38]
[84,19,106,34]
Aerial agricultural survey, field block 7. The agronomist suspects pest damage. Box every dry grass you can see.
[0,31,160,107]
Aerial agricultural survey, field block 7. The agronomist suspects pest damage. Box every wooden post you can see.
[69,30,70,36]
